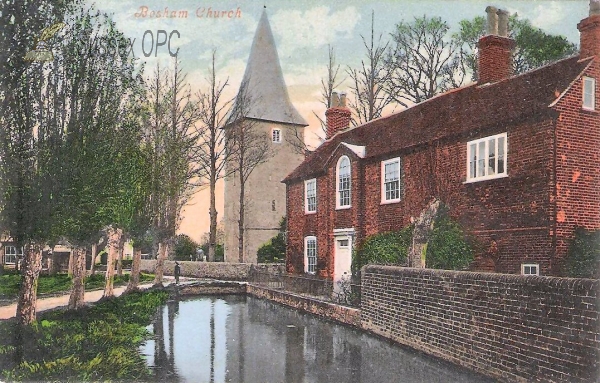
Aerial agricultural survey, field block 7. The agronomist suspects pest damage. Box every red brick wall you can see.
[288,115,560,275]
[361,266,600,383]
[553,59,600,273]
[325,107,351,139]
[477,35,515,84]
[578,15,600,59]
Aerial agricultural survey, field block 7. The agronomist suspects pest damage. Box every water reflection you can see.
[141,295,493,383]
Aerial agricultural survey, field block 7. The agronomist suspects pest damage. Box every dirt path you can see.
[0,280,175,320]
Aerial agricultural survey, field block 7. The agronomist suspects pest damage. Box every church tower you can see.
[224,8,308,263]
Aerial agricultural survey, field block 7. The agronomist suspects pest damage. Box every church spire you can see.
[238,8,308,126]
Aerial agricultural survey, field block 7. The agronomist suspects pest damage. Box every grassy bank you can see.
[0,272,155,299]
[0,289,169,381]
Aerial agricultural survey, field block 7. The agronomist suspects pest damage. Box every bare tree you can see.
[347,11,394,126]
[384,15,464,107]
[289,45,345,155]
[226,83,272,262]
[145,60,201,285]
[195,50,232,262]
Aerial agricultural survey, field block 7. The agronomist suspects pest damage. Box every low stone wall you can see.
[177,281,246,296]
[247,284,360,327]
[361,265,600,383]
[140,260,285,281]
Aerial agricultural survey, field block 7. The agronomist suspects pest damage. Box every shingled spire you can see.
[238,8,308,126]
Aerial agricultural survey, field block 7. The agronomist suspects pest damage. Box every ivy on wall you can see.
[353,226,414,274]
[425,206,474,270]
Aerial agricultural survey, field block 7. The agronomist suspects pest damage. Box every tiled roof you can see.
[283,55,594,183]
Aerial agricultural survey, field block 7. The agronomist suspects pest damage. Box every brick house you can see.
[283,4,600,279]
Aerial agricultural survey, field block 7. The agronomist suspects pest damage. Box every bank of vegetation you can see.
[0,272,155,299]
[0,289,169,382]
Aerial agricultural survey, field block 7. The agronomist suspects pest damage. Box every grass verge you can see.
[0,272,155,299]
[0,289,169,382]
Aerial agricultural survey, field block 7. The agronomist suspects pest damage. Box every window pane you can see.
[306,239,317,273]
[498,136,505,174]
[338,157,351,206]
[584,77,595,109]
[488,138,496,175]
[478,141,486,177]
[469,144,476,179]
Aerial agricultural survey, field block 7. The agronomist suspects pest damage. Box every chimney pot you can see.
[591,0,600,16]
[485,6,498,35]
[497,9,509,37]
[331,91,340,108]
[339,92,347,107]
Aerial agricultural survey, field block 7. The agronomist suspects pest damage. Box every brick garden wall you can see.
[361,265,600,383]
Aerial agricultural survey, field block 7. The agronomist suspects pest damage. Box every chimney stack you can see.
[325,91,351,139]
[578,0,600,58]
[478,6,516,84]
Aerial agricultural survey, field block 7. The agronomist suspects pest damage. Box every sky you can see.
[85,0,590,242]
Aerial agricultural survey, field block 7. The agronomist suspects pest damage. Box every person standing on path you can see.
[174,262,181,285]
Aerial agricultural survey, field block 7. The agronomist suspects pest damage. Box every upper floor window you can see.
[467,133,507,182]
[4,245,22,264]
[304,236,317,274]
[583,76,595,110]
[522,263,539,276]
[272,128,282,143]
[336,156,351,209]
[381,157,403,203]
[305,178,317,214]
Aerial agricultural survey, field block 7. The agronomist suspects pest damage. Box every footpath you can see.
[0,277,196,320]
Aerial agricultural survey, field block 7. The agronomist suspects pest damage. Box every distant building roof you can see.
[236,9,308,126]
[283,55,594,183]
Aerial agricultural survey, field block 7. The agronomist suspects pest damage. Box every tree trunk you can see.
[208,169,217,262]
[116,237,124,276]
[15,243,42,326]
[104,227,122,297]
[90,243,97,275]
[237,173,245,263]
[68,246,86,310]
[154,241,166,286]
[126,246,142,292]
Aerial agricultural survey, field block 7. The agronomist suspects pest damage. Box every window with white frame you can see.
[305,178,317,213]
[381,157,403,203]
[522,263,539,275]
[4,245,23,264]
[467,133,507,182]
[336,156,351,208]
[583,76,595,110]
[304,236,317,274]
[272,128,282,143]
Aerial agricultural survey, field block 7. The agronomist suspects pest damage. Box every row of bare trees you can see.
[308,10,577,137]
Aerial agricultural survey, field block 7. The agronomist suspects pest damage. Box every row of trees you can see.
[313,11,577,134]
[0,0,262,327]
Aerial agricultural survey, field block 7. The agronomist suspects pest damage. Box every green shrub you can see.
[353,226,414,274]
[0,290,169,381]
[257,217,286,263]
[174,234,199,261]
[425,207,474,270]
[566,227,600,278]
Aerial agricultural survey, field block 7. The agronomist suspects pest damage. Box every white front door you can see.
[333,228,354,292]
